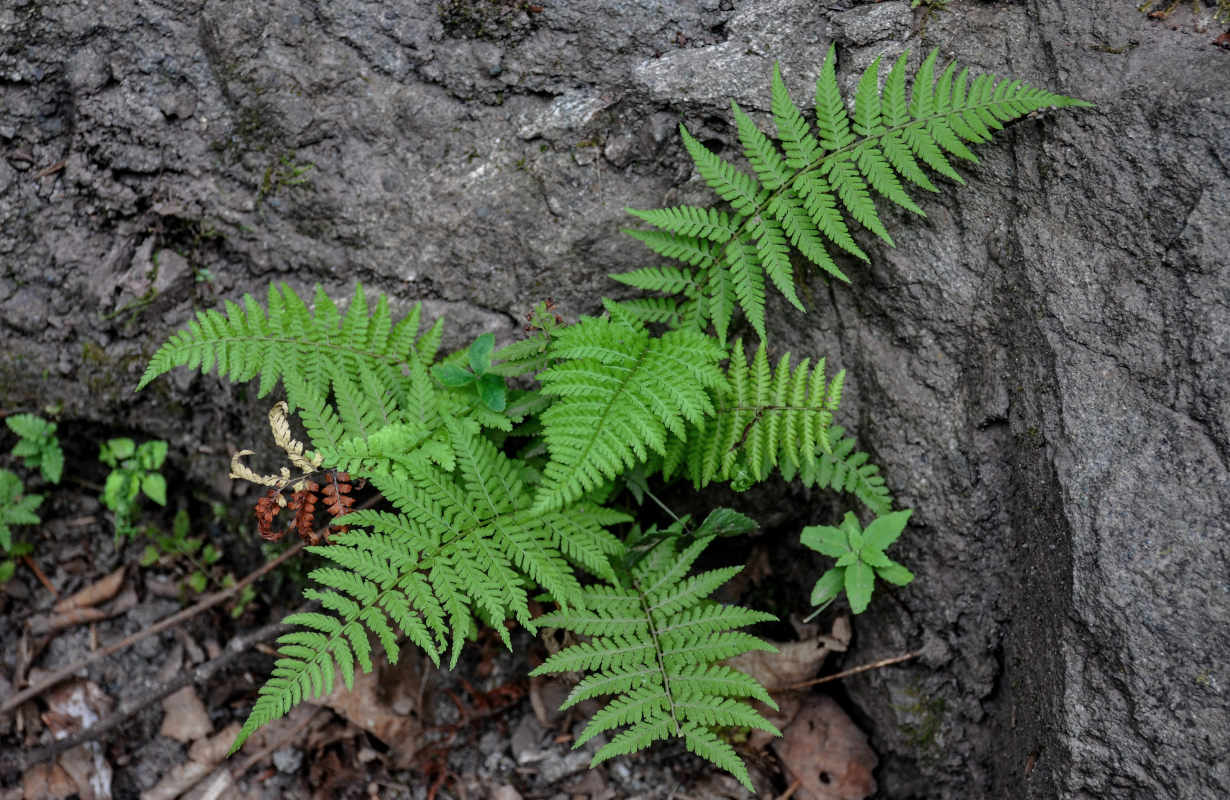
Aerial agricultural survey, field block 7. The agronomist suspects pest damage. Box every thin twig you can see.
[21,554,59,598]
[0,540,306,715]
[777,650,921,692]
[0,614,300,773]
[774,778,802,800]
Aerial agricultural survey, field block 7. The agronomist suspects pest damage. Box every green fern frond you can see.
[533,316,727,511]
[232,417,628,753]
[531,536,778,791]
[617,45,1090,342]
[137,283,441,397]
[782,424,893,516]
[665,342,844,490]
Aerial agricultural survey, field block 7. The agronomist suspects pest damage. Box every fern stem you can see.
[632,573,683,737]
[640,485,684,527]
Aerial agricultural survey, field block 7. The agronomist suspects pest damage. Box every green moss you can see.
[893,684,947,753]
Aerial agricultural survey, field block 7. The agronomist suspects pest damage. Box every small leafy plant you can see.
[99,437,169,541]
[0,469,41,583]
[7,414,64,485]
[802,509,915,615]
[137,47,1086,788]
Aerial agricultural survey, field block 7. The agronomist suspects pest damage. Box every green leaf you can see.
[799,524,849,559]
[810,567,845,606]
[468,333,495,375]
[186,571,208,593]
[862,509,913,551]
[478,373,507,412]
[105,438,135,463]
[139,440,169,471]
[142,473,168,506]
[875,561,914,586]
[693,508,758,539]
[844,559,875,614]
[140,546,160,567]
[434,363,477,387]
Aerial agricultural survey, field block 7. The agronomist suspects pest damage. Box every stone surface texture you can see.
[1,0,1226,797]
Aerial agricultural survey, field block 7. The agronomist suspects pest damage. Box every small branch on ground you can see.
[0,613,302,773]
[778,651,921,692]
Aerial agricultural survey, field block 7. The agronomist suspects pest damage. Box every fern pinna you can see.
[613,45,1091,342]
[531,535,779,791]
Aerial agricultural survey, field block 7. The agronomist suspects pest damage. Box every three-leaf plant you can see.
[135,45,1086,789]
[99,437,169,541]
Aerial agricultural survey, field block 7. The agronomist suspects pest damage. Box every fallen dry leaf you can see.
[140,722,240,800]
[21,762,77,800]
[773,695,877,800]
[40,679,113,800]
[314,653,424,767]
[726,616,850,693]
[28,607,107,635]
[54,567,126,613]
[528,675,572,728]
[160,686,213,743]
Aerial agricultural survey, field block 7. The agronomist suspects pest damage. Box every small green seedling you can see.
[100,438,169,541]
[7,414,64,485]
[433,332,508,411]
[802,509,914,615]
[0,469,42,582]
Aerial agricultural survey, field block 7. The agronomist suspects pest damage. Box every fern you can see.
[531,536,778,791]
[231,417,628,752]
[133,39,1088,787]
[784,425,892,516]
[6,414,64,485]
[662,342,845,489]
[137,282,442,404]
[616,46,1092,342]
[533,315,727,511]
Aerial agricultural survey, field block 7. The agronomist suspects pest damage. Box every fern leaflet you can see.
[782,424,892,516]
[533,316,727,511]
[531,536,778,791]
[617,46,1091,342]
[137,283,441,403]
[663,342,844,490]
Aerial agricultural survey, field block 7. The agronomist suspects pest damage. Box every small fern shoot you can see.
[531,535,778,791]
[616,46,1091,342]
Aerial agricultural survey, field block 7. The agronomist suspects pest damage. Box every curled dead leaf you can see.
[54,567,125,613]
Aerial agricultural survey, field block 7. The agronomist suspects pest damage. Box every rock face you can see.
[2,1,1226,797]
